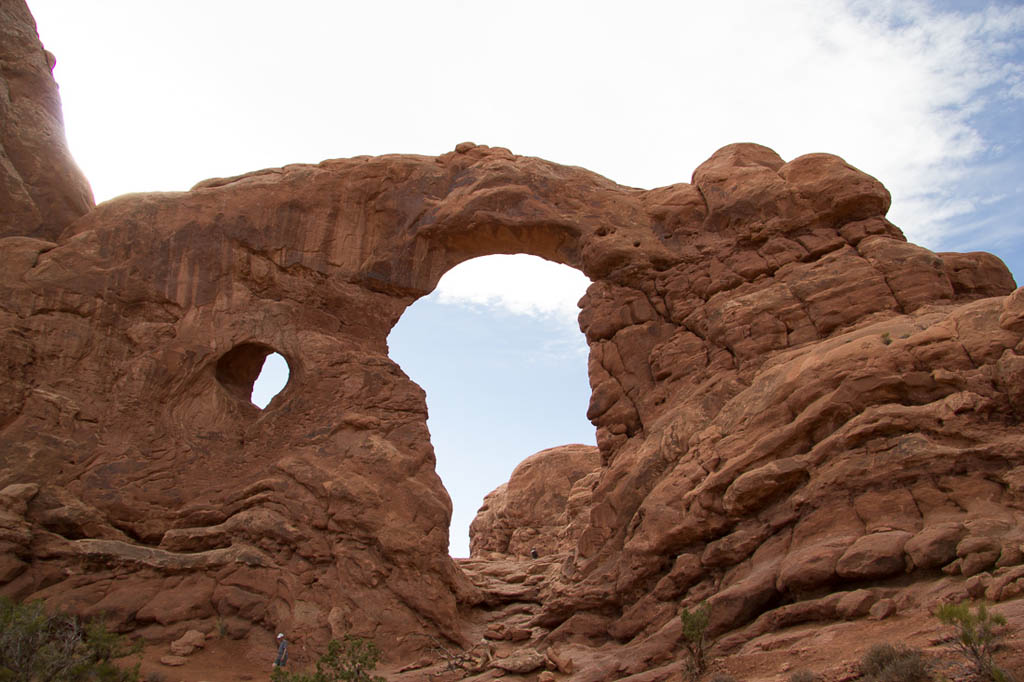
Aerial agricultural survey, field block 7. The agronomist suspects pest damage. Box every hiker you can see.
[530,548,539,559]
[273,632,288,669]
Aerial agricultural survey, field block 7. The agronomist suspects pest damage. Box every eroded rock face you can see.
[469,444,600,559]
[3,2,1024,673]
[0,0,93,240]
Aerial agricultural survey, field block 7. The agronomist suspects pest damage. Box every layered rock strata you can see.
[3,1,1024,673]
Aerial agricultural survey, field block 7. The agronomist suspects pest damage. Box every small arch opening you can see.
[215,344,290,409]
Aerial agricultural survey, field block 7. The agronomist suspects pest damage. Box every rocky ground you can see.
[128,553,1024,682]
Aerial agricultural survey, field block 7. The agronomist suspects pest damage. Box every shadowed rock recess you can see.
[3,2,1024,677]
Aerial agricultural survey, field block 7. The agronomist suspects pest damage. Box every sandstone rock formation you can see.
[469,444,600,559]
[3,1,1024,677]
[0,0,93,240]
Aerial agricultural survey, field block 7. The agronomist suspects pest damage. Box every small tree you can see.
[679,601,712,679]
[0,597,140,682]
[935,601,1011,682]
[271,635,384,682]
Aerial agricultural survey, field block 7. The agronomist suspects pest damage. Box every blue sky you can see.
[27,0,1023,556]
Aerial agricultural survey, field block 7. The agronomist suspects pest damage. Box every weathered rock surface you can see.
[490,649,547,674]
[3,3,1024,677]
[0,0,93,240]
[169,629,206,656]
[469,444,600,559]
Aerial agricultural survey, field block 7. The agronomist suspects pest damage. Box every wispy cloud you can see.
[833,1,1024,247]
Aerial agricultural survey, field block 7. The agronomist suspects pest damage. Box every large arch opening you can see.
[387,254,596,558]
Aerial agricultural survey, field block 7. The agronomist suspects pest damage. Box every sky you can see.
[26,0,1023,557]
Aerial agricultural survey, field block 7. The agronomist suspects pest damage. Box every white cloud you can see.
[829,1,1024,246]
[434,255,591,320]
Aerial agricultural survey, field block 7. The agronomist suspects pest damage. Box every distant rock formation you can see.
[470,444,600,559]
[2,0,1023,674]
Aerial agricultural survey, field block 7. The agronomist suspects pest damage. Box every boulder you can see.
[169,629,207,656]
[836,590,876,619]
[868,598,897,620]
[491,649,547,674]
[836,532,912,580]
[905,523,965,569]
[958,536,1003,577]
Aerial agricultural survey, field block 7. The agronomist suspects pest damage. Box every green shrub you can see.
[935,601,1012,682]
[0,597,140,682]
[271,635,385,682]
[859,643,931,682]
[789,671,817,682]
[679,601,712,680]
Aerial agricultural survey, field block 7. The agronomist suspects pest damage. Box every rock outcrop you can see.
[469,444,600,559]
[0,0,93,240]
[2,2,1024,676]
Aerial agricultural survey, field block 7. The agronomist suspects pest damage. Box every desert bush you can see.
[0,597,140,681]
[680,601,712,680]
[935,600,1012,682]
[271,635,384,682]
[859,643,931,682]
[709,674,738,682]
[789,671,817,682]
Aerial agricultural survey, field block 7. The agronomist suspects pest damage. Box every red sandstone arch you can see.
[4,137,1019,658]
[6,5,1024,675]
[2,23,1023,663]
